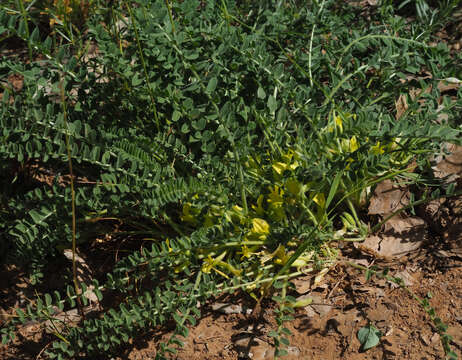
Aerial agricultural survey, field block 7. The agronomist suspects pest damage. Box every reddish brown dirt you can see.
[118,251,461,360]
[1,249,461,359]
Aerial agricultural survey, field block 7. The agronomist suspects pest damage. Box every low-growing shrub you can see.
[0,0,461,358]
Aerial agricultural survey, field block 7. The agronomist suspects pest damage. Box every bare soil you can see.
[116,244,462,360]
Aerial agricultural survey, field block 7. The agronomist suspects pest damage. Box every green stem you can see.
[335,34,429,72]
[17,0,33,61]
[161,211,185,237]
[124,0,160,131]
[274,279,288,359]
[164,0,175,34]
[59,75,83,319]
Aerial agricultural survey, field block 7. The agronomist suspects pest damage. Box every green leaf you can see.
[357,324,382,351]
[45,293,52,307]
[206,77,218,93]
[267,95,277,114]
[326,170,343,209]
[30,27,39,43]
[172,110,181,122]
[257,87,266,99]
[66,56,78,72]
[192,118,206,131]
[275,349,288,357]
[132,74,143,86]
[16,309,25,323]
[365,269,373,282]
[181,123,190,134]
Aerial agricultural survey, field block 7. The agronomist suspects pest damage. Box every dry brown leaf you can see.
[346,258,370,267]
[437,78,462,93]
[292,275,313,294]
[307,293,333,317]
[356,216,426,258]
[389,269,415,287]
[358,234,423,258]
[384,215,426,233]
[368,179,409,215]
[432,143,462,183]
[395,93,408,120]
[395,76,460,121]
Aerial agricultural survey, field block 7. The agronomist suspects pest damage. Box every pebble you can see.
[211,302,243,314]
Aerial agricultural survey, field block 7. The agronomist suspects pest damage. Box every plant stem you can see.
[164,0,175,34]
[17,0,33,61]
[59,75,83,319]
[124,0,161,131]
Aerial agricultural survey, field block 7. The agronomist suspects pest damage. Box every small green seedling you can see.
[357,324,382,351]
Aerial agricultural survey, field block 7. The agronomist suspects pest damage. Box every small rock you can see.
[234,337,274,360]
[234,335,253,348]
[431,332,440,344]
[308,294,333,317]
[421,333,431,346]
[249,338,274,360]
[385,326,393,337]
[211,302,243,314]
[287,345,300,356]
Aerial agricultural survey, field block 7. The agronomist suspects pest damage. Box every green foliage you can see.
[0,0,461,358]
[357,324,382,351]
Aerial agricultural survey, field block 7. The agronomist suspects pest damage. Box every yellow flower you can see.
[240,244,252,260]
[225,205,245,225]
[201,251,227,275]
[272,150,299,176]
[251,195,265,216]
[349,135,358,152]
[201,251,241,278]
[345,157,354,170]
[181,202,199,224]
[272,161,287,175]
[166,238,173,253]
[260,245,289,265]
[249,218,270,240]
[286,178,302,196]
[371,141,385,155]
[268,185,284,204]
[313,192,325,209]
[267,185,285,221]
[334,115,343,132]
